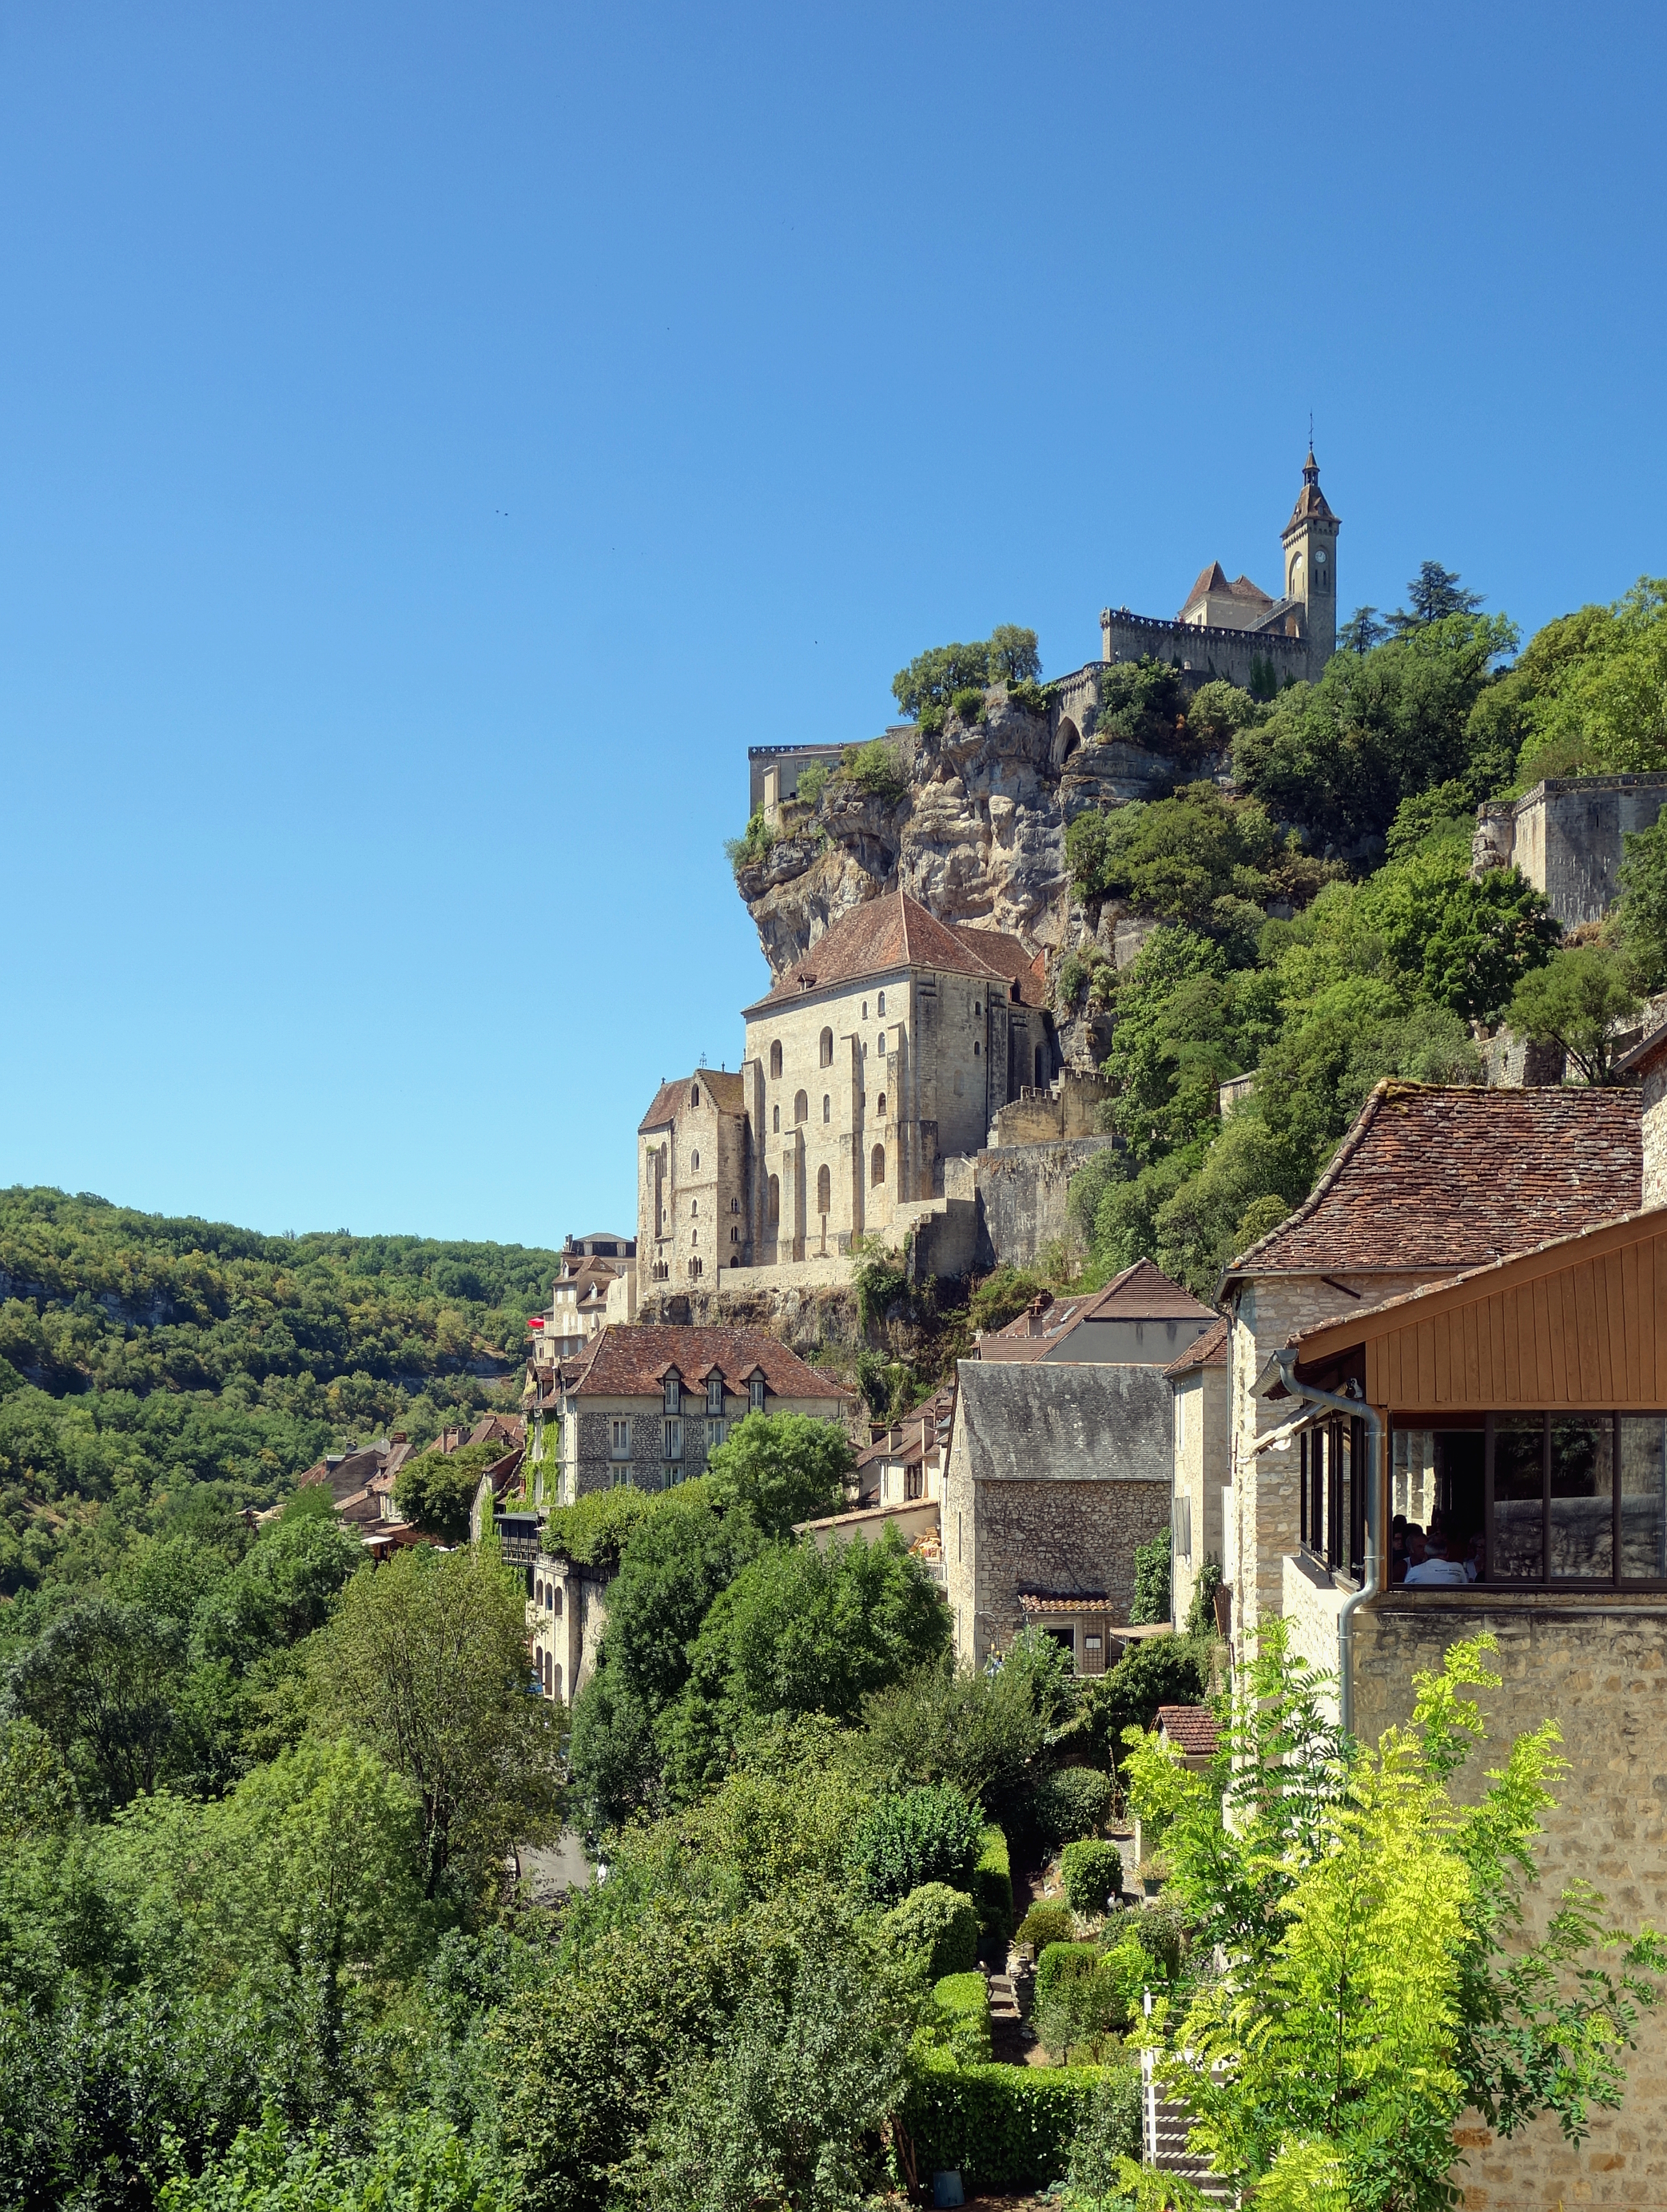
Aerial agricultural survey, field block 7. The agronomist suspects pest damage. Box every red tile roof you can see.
[561,1323,853,1403]
[981,1261,1215,1363]
[1220,1084,1641,1287]
[951,923,1048,1008]
[1164,1315,1229,1377]
[1158,1705,1219,1757]
[1617,1019,1667,1076]
[638,1068,746,1134]
[1018,1589,1109,1613]
[744,890,1011,1013]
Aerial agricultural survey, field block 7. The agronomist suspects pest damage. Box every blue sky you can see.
[3,1,1665,1249]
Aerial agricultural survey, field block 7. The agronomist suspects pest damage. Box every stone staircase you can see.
[1144,2047,1234,2204]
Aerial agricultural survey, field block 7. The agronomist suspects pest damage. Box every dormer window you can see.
[749,1372,766,1414]
[663,1372,682,1416]
[706,1373,724,1415]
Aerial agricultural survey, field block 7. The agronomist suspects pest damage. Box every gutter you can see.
[1271,1351,1382,1739]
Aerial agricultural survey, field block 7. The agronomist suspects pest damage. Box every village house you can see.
[941,1359,1172,1671]
[1164,1315,1229,1633]
[975,1259,1215,1366]
[527,1231,637,1364]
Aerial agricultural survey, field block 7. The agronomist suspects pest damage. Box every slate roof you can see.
[744,890,1012,1013]
[981,1261,1213,1363]
[638,1068,747,1134]
[953,1358,1172,1484]
[1286,451,1337,527]
[561,1323,853,1403]
[1158,1705,1219,1757]
[1219,1084,1641,1290]
[1164,1315,1229,1377]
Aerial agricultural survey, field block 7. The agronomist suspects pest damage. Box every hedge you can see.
[932,1972,991,2063]
[901,2050,1108,2191]
[883,1884,980,1979]
[970,1824,1013,1941]
[1060,1839,1123,1916]
[1031,1765,1113,1850]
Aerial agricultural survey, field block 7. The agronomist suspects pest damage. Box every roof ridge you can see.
[1218,1080,1395,1291]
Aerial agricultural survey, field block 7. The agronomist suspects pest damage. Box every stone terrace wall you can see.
[973,1135,1119,1270]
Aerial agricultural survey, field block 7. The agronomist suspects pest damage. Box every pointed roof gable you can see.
[1284,449,1337,531]
[1180,560,1231,616]
[744,889,1009,1013]
[638,1068,746,1134]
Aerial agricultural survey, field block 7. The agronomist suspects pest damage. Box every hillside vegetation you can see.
[0,1187,555,1592]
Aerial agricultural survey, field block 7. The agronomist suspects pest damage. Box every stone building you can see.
[549,1322,851,1501]
[527,1550,610,1709]
[941,1359,1172,1669]
[1619,1017,1667,1208]
[527,1232,637,1367]
[1472,773,1667,926]
[1165,1315,1229,1633]
[1216,1083,1641,1659]
[974,1258,1215,1367]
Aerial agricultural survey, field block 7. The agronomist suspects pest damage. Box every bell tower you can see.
[1279,449,1340,669]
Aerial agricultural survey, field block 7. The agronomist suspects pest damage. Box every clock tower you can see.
[1279,450,1340,669]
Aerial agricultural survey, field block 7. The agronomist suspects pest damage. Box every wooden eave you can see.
[1291,1207,1667,1411]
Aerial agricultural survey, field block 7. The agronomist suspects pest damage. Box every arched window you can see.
[973,1001,981,1016]
[767,1174,780,1224]
[690,1150,699,1170]
[819,1027,834,1067]
[877,1092,886,1116]
[551,1584,563,1617]
[877,1032,886,1056]
[794,1089,809,1124]
[691,1199,698,1216]
[861,1001,868,1019]
[817,1164,831,1215]
[730,1225,739,1242]
[535,1580,543,1608]
[822,1094,830,1123]
[773,1104,780,1132]
[877,990,885,1016]
[551,1661,563,1702]
[730,1196,739,1211]
[769,1041,782,1079]
[973,1040,981,1056]
[690,1084,700,1108]
[871,1144,886,1187]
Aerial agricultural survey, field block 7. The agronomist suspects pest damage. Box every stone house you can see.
[1265,1200,1667,2210]
[1472,774,1667,927]
[550,1323,852,1502]
[1164,1316,1229,1633]
[1618,1016,1667,1209]
[527,1233,637,1365]
[942,1359,1172,1671]
[975,1259,1215,1367]
[1216,1083,1641,1663]
[527,1550,610,1708]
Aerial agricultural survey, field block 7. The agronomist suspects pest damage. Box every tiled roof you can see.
[638,1068,746,1134]
[562,1324,853,1403]
[951,923,1048,1008]
[1180,560,1230,611]
[1219,1084,1641,1288]
[1616,1018,1667,1076]
[982,1261,1214,1363]
[744,890,1009,1013]
[1164,1315,1229,1377]
[1018,1589,1109,1613]
[1158,1705,1219,1756]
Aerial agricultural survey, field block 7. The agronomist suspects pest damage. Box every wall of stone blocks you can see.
[1644,1058,1667,1211]
[1172,1362,1229,1631]
[1353,1597,1667,2210]
[974,1134,1119,1269]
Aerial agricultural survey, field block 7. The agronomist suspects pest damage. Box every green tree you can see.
[1616,809,1667,989]
[310,1545,558,1900]
[1094,657,1192,754]
[4,1597,187,1811]
[1129,1528,1171,1625]
[1065,783,1281,920]
[1388,559,1485,634]
[703,1412,854,1539]
[395,1441,502,1544]
[1507,946,1642,1085]
[1337,606,1388,654]
[890,627,1038,723]
[1516,579,1667,779]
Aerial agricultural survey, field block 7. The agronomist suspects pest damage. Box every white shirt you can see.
[1404,1558,1469,1585]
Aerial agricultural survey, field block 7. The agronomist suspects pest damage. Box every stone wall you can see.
[1096,611,1315,688]
[1353,1596,1667,2210]
[530,1554,611,1709]
[1473,775,1667,927]
[973,1135,1119,1270]
[1172,1359,1229,1631]
[1644,1052,1667,1211]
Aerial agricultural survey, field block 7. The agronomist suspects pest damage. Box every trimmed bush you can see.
[882,1884,980,1980]
[931,1971,991,2063]
[1033,1940,1101,2014]
[1060,1839,1124,1917]
[1103,1901,1189,1983]
[901,2051,1107,2193]
[970,1824,1013,1941]
[1016,1901,1072,1953]
[1032,1942,1130,2061]
[1030,1764,1113,1850]
[857,1784,985,1908]
[1061,2065,1145,2198]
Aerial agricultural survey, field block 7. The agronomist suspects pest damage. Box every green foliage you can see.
[970,1824,1013,1940]
[1130,1528,1171,1625]
[892,627,1040,722]
[161,2105,505,2212]
[837,736,908,803]
[1033,1941,1130,2058]
[725,810,776,875]
[703,1410,853,1537]
[968,1264,1047,1335]
[1028,1765,1113,1852]
[539,1478,673,1567]
[1065,782,1314,929]
[1061,1839,1124,1916]
[949,685,986,723]
[1059,2064,1145,2208]
[1507,945,1642,1084]
[1095,657,1191,754]
[851,1236,910,1330]
[5,1597,188,1812]
[394,1440,498,1544]
[901,2051,1110,2193]
[1184,1554,1223,1639]
[1187,679,1258,750]
[795,758,830,808]
[857,1782,986,1907]
[1017,1900,1073,1951]
[1389,559,1485,635]
[1617,812,1667,989]
[1076,1634,1208,1768]
[882,1882,980,1979]
[1515,578,1667,779]
[930,1970,993,2063]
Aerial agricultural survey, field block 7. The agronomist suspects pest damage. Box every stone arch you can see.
[1051,715,1081,769]
[817,1164,831,1215]
[690,1083,701,1108]
[767,1174,780,1224]
[551,1583,563,1617]
[871,1143,886,1188]
[877,1092,886,1117]
[794,1089,809,1124]
[770,1040,783,1079]
[819,1026,834,1067]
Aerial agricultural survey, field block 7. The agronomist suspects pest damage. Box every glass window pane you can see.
[1621,1417,1667,1581]
[1549,1417,1614,1579]
[1493,1414,1544,1581]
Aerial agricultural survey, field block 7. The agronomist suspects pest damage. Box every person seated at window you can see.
[1404,1534,1468,1585]
[1403,1526,1427,1576]
[1462,1532,1486,1583]
[1390,1514,1409,1585]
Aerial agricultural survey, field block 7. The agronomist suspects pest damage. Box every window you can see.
[767,1174,780,1223]
[822,1094,830,1123]
[877,990,885,1015]
[690,1228,697,1244]
[690,1084,700,1108]
[730,1226,739,1243]
[1175,1494,1193,1561]
[819,1027,834,1067]
[691,1199,698,1215]
[871,1143,885,1186]
[794,1089,808,1123]
[877,1092,886,1116]
[706,1373,723,1414]
[905,1463,923,1502]
[877,1032,886,1056]
[750,1374,766,1413]
[973,1040,980,1056]
[817,1164,831,1215]
[611,1462,635,1490]
[730,1196,739,1211]
[861,1001,868,1019]
[690,1150,699,1170]
[773,1104,780,1132]
[973,1001,981,1016]
[688,1255,702,1276]
[706,1418,726,1451]
[663,1373,681,1415]
[1300,1418,1366,1581]
[769,1041,782,1079]
[611,1418,631,1460]
[1035,1046,1045,1088]
[663,1418,682,1462]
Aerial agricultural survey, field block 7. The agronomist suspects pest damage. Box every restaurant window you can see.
[1299,1416,1366,1582]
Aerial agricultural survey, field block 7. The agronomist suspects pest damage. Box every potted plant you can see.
[1140,1848,1171,1898]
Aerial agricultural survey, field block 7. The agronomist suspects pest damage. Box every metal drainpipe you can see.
[1272,1350,1382,1740]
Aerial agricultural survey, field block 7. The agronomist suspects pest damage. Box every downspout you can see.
[1272,1351,1381,1740]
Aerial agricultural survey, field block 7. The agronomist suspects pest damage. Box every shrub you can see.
[724,811,776,876]
[931,1971,992,2063]
[795,759,830,808]
[1102,1901,1189,1984]
[1060,2064,1145,2199]
[901,2051,1106,2193]
[970,1824,1013,1941]
[882,1883,980,1980]
[857,1784,985,1907]
[1016,1901,1072,1953]
[1032,1942,1130,2060]
[1006,678,1048,717]
[950,686,986,725]
[541,1481,700,1568]
[1029,1765,1113,1851]
[1060,1839,1123,1917]
[851,1236,911,1332]
[838,737,908,805]
[1130,1528,1171,1625]
[1056,951,1088,1009]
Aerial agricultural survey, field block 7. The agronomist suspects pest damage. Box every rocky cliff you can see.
[734,691,1215,1068]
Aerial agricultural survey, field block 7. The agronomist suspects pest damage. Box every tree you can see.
[394,1441,501,1544]
[703,1412,854,1539]
[1337,606,1388,654]
[1121,1631,1665,2211]
[1066,783,1280,919]
[193,1509,364,1669]
[1389,560,1485,634]
[1129,1528,1171,1625]
[1617,811,1667,989]
[1507,946,1642,1085]
[1515,579,1667,780]
[890,627,1038,725]
[1094,657,1192,754]
[310,1544,558,1900]
[4,1597,186,1811]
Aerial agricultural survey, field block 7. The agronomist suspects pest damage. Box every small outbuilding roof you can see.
[1157,1705,1219,1758]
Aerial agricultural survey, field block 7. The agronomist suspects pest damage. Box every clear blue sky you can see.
[4,2,1665,1249]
